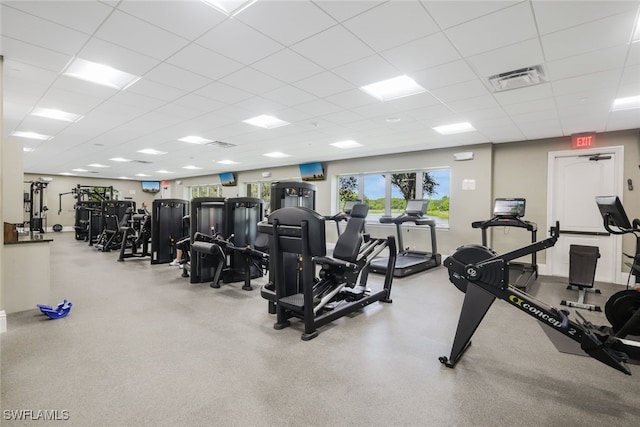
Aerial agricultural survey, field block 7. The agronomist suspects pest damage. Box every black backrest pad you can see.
[350,203,369,219]
[333,216,365,262]
[569,244,600,288]
[269,207,326,257]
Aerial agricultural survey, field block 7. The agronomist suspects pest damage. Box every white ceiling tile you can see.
[234,97,286,117]
[291,25,374,69]
[166,44,243,80]
[628,42,640,66]
[53,75,120,100]
[444,2,537,56]
[447,95,501,113]
[39,86,109,113]
[547,45,628,81]
[262,85,317,107]
[381,32,461,74]
[153,103,206,121]
[518,119,564,139]
[312,0,384,22]
[127,78,187,102]
[319,110,364,125]
[559,113,608,134]
[480,125,526,144]
[1,5,91,55]
[220,67,286,95]
[108,91,168,112]
[332,55,400,87]
[620,65,640,87]
[494,82,554,105]
[532,0,639,35]
[294,99,343,116]
[235,0,336,46]
[172,94,225,113]
[78,38,159,76]
[196,19,284,65]
[551,69,622,96]
[325,89,378,110]
[4,0,113,34]
[196,82,253,104]
[541,12,636,61]
[0,37,71,73]
[117,0,225,40]
[343,1,439,52]
[385,92,442,111]
[422,0,521,30]
[408,104,461,125]
[555,90,616,111]
[293,72,354,98]
[502,97,556,115]
[430,79,490,103]
[94,10,188,60]
[144,63,213,92]
[466,38,544,79]
[412,60,477,90]
[607,108,640,131]
[511,109,560,124]
[251,49,324,83]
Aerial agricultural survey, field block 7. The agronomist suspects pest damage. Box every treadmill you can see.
[370,200,441,277]
[471,198,538,291]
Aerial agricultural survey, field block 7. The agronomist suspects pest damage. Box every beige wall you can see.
[23,174,162,228]
[492,129,640,265]
[2,138,23,223]
[1,55,5,325]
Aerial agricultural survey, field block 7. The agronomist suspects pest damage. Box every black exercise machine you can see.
[117,207,152,261]
[471,198,538,290]
[94,200,136,252]
[561,245,602,311]
[58,185,114,241]
[150,199,189,264]
[440,216,640,375]
[325,200,362,236]
[25,180,48,236]
[370,199,440,277]
[260,205,396,340]
[270,181,316,212]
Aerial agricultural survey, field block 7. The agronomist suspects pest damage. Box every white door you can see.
[547,147,624,283]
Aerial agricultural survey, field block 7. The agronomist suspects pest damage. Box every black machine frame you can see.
[440,220,640,376]
[151,199,189,264]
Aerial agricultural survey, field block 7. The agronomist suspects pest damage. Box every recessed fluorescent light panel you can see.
[31,108,83,122]
[633,18,640,42]
[135,173,151,177]
[217,160,238,165]
[88,163,110,168]
[182,165,203,170]
[11,131,53,141]
[433,122,476,135]
[72,169,90,172]
[63,58,140,90]
[137,148,167,155]
[118,177,131,180]
[201,0,258,16]
[612,95,640,111]
[243,115,290,129]
[331,140,363,149]
[109,157,132,162]
[264,152,291,158]
[23,147,35,152]
[156,170,174,174]
[178,136,213,144]
[360,75,426,102]
[60,172,77,176]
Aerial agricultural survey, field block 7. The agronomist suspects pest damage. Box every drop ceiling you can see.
[2,0,639,180]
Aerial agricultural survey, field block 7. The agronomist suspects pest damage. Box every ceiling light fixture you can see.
[263,152,291,158]
[88,163,110,168]
[72,168,90,172]
[178,135,213,144]
[59,172,77,176]
[11,131,53,141]
[156,170,175,174]
[137,148,167,155]
[331,140,363,149]
[243,115,290,129]
[433,122,476,135]
[31,107,83,122]
[135,173,151,177]
[217,160,238,165]
[612,95,640,111]
[360,75,426,102]
[23,147,35,152]
[182,165,203,170]
[109,157,132,162]
[200,0,258,17]
[63,58,140,90]
[118,176,131,180]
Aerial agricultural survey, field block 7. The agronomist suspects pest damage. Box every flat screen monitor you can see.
[141,181,160,193]
[299,162,325,181]
[596,196,631,229]
[405,200,428,216]
[493,198,525,218]
[219,172,237,187]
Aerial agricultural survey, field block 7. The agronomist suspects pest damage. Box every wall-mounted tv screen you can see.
[141,181,161,193]
[219,172,237,187]
[299,162,325,181]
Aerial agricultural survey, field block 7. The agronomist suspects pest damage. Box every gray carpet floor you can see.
[2,231,640,426]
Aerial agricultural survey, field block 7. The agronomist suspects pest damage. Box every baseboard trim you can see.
[0,310,6,333]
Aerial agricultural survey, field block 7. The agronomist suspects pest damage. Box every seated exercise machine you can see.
[325,200,362,236]
[561,245,601,311]
[370,199,440,278]
[260,204,396,340]
[472,198,538,290]
[595,196,640,337]
[118,208,152,261]
[440,216,640,375]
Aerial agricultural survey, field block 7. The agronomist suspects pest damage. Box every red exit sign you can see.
[571,133,596,149]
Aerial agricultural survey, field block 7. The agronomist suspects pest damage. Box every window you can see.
[246,181,272,215]
[188,184,221,199]
[337,168,449,227]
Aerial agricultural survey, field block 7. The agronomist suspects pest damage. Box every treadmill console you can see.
[405,200,428,217]
[493,198,525,218]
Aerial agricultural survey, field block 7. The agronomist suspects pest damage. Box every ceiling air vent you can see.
[488,65,545,92]
[132,160,153,164]
[206,141,236,148]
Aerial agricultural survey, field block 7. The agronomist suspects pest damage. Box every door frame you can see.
[545,146,625,284]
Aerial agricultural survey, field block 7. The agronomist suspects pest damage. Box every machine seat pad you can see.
[313,256,358,271]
